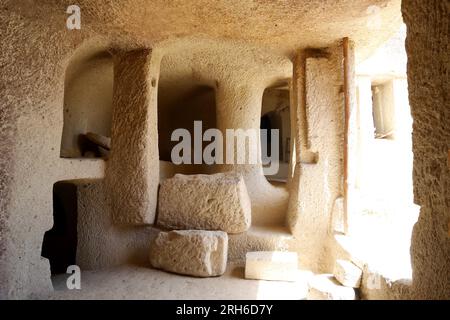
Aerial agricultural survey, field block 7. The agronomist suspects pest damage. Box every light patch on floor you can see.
[47,264,310,300]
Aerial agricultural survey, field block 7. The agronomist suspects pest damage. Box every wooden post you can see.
[343,37,350,234]
[294,51,308,155]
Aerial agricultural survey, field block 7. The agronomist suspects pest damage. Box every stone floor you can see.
[47,264,311,300]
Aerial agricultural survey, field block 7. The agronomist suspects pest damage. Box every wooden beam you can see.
[447,149,450,168]
[343,37,350,235]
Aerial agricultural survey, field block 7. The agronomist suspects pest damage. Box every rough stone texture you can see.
[215,92,291,228]
[307,274,356,300]
[333,259,362,288]
[157,172,251,234]
[2,1,402,58]
[245,251,298,282]
[61,52,113,157]
[200,51,292,228]
[106,49,161,225]
[359,266,412,300]
[0,31,291,297]
[287,44,349,272]
[402,0,450,300]
[149,230,228,277]
[157,39,292,228]
[69,185,297,268]
[0,0,408,299]
[0,19,109,298]
[75,180,158,269]
[228,226,296,263]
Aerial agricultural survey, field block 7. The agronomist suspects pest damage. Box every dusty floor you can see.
[47,264,310,300]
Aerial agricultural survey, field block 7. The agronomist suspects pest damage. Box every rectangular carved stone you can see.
[157,172,251,234]
[149,230,228,277]
[245,251,299,282]
[307,274,356,300]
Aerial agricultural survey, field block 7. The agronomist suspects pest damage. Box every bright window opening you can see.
[351,25,419,282]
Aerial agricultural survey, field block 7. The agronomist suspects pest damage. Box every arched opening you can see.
[261,82,292,184]
[60,50,113,158]
[157,54,217,177]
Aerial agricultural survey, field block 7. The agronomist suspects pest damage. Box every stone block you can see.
[157,172,251,234]
[307,274,356,300]
[245,251,298,282]
[149,230,228,277]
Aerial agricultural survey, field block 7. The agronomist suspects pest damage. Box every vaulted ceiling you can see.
[6,0,402,59]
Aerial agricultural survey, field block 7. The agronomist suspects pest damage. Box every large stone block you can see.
[106,49,160,226]
[157,172,251,234]
[307,274,356,300]
[245,251,299,282]
[149,230,228,277]
[333,259,362,288]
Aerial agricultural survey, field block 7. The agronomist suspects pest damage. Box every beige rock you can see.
[307,274,356,300]
[245,251,299,282]
[157,172,251,234]
[149,230,228,277]
[106,49,160,226]
[333,260,362,288]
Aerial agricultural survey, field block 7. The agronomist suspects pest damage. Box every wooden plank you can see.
[343,37,350,235]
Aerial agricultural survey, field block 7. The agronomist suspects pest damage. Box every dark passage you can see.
[41,182,78,274]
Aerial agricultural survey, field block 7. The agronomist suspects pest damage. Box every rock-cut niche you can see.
[60,50,113,158]
[158,54,217,175]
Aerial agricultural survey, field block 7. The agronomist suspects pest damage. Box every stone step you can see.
[245,251,298,282]
[228,225,296,263]
[307,274,356,300]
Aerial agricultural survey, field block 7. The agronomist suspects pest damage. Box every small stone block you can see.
[307,274,356,300]
[333,259,363,288]
[245,251,298,282]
